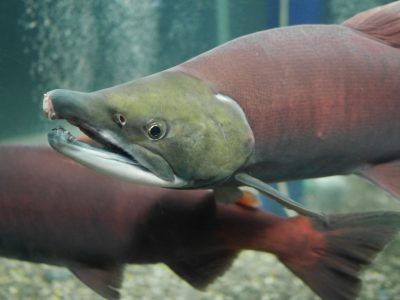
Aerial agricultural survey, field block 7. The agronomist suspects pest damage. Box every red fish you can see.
[41,2,400,213]
[0,145,399,299]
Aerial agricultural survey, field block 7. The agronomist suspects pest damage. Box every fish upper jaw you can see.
[43,93,57,119]
[43,88,106,123]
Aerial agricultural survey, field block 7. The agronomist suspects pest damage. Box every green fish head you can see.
[44,71,254,188]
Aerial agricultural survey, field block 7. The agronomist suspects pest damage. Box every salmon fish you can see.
[42,2,400,211]
[0,145,399,300]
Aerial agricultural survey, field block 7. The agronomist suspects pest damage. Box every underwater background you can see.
[0,0,399,299]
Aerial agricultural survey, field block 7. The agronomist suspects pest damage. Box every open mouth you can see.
[47,127,186,188]
[48,127,142,170]
[43,89,186,188]
[70,119,138,164]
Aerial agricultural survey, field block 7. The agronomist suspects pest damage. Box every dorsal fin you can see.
[342,1,400,48]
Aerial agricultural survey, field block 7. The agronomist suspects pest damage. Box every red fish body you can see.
[175,19,400,182]
[0,145,400,299]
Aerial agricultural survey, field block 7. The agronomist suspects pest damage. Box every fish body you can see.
[1,145,400,299]
[175,23,400,182]
[43,2,400,200]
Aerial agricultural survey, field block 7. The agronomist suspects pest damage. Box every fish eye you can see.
[113,113,126,127]
[145,120,167,140]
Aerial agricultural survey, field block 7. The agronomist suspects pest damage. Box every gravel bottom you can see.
[0,176,399,300]
[0,243,399,300]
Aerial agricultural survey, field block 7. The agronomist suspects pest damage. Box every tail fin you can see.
[343,1,400,48]
[280,212,400,300]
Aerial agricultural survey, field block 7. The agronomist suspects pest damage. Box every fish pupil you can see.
[149,125,161,139]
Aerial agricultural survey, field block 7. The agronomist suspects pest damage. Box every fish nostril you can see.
[113,113,127,127]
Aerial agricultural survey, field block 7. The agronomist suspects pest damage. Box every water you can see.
[0,0,399,299]
[0,0,268,141]
[22,1,160,91]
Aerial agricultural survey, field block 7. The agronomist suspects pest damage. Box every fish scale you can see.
[175,24,400,182]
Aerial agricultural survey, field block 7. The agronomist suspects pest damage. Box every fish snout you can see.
[42,89,93,121]
[43,92,57,119]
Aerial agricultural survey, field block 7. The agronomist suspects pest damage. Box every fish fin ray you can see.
[69,264,124,300]
[280,212,400,300]
[343,1,400,48]
[167,249,238,290]
[235,173,322,217]
[357,161,400,200]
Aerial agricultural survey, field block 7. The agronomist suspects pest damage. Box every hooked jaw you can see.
[43,89,95,121]
[43,93,57,119]
[43,90,187,188]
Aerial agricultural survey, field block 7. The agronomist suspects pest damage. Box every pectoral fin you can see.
[69,264,124,300]
[357,161,400,200]
[235,191,262,208]
[214,186,261,208]
[235,173,323,218]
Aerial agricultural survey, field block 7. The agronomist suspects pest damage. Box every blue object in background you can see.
[266,0,280,28]
[289,0,325,25]
[259,181,304,217]
[267,0,326,28]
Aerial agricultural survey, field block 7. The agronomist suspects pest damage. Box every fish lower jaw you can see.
[47,128,187,188]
